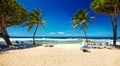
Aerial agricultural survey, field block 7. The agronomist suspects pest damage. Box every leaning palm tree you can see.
[0,0,29,47]
[72,9,94,42]
[90,0,120,46]
[27,9,47,45]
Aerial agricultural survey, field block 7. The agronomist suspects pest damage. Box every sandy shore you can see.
[0,44,120,66]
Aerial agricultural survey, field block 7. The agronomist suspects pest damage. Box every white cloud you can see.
[50,32,56,35]
[57,32,64,35]
[9,33,19,35]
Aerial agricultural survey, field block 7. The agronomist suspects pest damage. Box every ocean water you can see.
[0,37,120,44]
[0,38,82,44]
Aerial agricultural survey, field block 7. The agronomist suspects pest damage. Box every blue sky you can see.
[7,0,120,37]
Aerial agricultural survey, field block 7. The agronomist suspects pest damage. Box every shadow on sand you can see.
[115,45,120,50]
[0,44,42,53]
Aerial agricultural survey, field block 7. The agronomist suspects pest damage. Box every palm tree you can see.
[27,9,47,45]
[90,0,120,46]
[0,0,29,47]
[72,9,94,42]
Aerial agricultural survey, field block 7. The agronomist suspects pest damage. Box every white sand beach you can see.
[0,44,120,66]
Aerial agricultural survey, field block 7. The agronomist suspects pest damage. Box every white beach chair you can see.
[86,43,92,48]
[80,45,91,53]
[43,41,48,47]
[97,43,104,49]
[80,45,88,50]
[43,41,54,47]
[106,44,115,49]
[92,44,97,49]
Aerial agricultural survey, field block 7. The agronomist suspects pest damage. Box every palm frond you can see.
[26,21,36,31]
[71,8,94,38]
[82,23,88,29]
[40,23,46,29]
[41,20,47,23]
[81,19,86,24]
[73,28,78,32]
[39,10,43,19]
[72,23,79,28]
[89,16,95,19]
[85,12,89,18]
[33,9,40,17]
[27,23,35,31]
[27,9,47,33]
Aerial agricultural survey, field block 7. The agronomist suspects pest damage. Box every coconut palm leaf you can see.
[26,9,47,45]
[40,23,46,29]
[27,22,36,31]
[41,20,47,23]
[27,23,34,31]
[90,0,120,46]
[72,23,79,28]
[72,8,94,42]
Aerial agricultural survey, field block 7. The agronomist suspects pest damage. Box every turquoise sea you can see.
[0,37,120,44]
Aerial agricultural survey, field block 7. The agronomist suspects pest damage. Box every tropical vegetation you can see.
[91,0,120,46]
[0,0,28,47]
[26,9,47,45]
[72,9,94,42]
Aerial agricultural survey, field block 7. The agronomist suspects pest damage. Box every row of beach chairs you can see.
[9,41,28,49]
[0,41,54,50]
[0,41,28,50]
[80,42,115,50]
[42,41,54,47]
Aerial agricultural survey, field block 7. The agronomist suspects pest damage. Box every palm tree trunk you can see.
[83,28,87,42]
[109,15,116,46]
[0,15,12,47]
[113,4,118,46]
[33,24,39,45]
[113,28,117,46]
[0,26,12,47]
[0,33,12,47]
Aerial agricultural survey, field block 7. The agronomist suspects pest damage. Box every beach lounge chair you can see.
[97,43,104,49]
[92,44,97,49]
[21,41,27,48]
[12,41,21,49]
[0,44,7,50]
[14,41,27,49]
[104,41,109,48]
[80,45,88,50]
[43,42,54,47]
[104,42,109,48]
[48,44,54,47]
[43,41,48,47]
[80,45,91,53]
[86,44,92,48]
[106,44,115,49]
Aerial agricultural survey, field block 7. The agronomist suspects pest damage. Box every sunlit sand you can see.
[0,44,120,66]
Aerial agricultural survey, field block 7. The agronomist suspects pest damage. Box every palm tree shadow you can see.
[115,45,120,50]
[0,44,42,53]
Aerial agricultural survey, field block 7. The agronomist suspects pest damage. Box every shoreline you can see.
[0,37,120,41]
[0,38,120,45]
